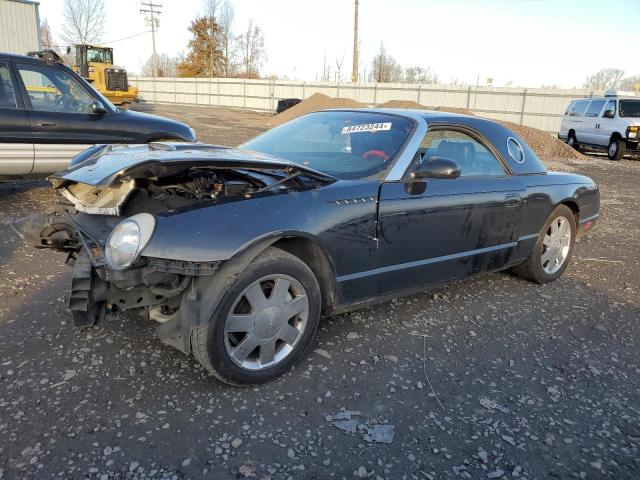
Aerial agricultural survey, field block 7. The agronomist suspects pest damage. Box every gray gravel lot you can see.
[0,104,639,480]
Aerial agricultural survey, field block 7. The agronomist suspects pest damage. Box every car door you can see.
[376,127,524,295]
[595,99,617,146]
[582,99,606,145]
[14,62,124,174]
[0,61,33,175]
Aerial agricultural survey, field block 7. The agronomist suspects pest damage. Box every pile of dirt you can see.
[431,106,475,115]
[496,120,582,161]
[377,100,425,109]
[376,100,474,116]
[269,93,365,127]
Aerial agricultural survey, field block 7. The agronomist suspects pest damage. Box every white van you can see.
[559,91,640,160]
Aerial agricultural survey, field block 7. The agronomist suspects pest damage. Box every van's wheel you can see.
[608,137,625,160]
[567,131,579,150]
[512,205,576,284]
[191,247,321,386]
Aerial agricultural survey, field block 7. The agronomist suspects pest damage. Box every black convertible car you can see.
[21,109,600,385]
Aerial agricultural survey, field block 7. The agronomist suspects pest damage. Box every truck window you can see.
[0,63,17,109]
[17,64,95,114]
[569,100,589,117]
[602,100,616,117]
[585,100,606,117]
[619,100,640,118]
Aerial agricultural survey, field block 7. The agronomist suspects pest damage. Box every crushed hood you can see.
[49,143,335,188]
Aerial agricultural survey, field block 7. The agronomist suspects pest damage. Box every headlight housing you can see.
[105,213,156,270]
[628,126,639,139]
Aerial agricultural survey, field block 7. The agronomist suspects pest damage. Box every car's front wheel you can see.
[191,247,321,386]
[512,204,576,284]
[567,131,579,150]
[608,137,625,161]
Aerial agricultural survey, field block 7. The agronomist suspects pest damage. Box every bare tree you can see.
[61,0,106,46]
[218,1,236,76]
[403,66,438,84]
[236,20,265,78]
[335,53,345,82]
[142,52,182,77]
[320,52,331,82]
[620,75,640,91]
[370,43,402,83]
[41,19,57,50]
[584,68,625,90]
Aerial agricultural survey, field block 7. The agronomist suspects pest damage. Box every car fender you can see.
[159,231,332,355]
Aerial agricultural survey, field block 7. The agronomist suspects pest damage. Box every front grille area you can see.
[105,68,128,92]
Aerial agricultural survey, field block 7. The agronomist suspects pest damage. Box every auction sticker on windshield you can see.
[341,122,392,134]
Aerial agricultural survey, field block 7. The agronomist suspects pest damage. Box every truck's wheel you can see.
[608,137,625,161]
[191,247,321,386]
[567,131,579,150]
[512,205,576,284]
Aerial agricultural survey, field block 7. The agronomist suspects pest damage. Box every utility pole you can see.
[351,0,359,83]
[140,2,162,77]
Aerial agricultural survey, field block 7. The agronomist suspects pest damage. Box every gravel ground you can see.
[1,105,639,480]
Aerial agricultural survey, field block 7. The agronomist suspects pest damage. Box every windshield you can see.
[619,100,640,118]
[242,111,414,179]
[87,47,113,64]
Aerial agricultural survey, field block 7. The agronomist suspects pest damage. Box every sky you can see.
[38,0,640,88]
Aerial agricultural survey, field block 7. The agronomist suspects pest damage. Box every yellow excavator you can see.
[73,45,138,106]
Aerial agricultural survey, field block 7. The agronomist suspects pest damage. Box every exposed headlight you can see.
[105,213,156,270]
[629,131,638,139]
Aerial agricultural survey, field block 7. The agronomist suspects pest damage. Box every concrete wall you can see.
[0,0,41,55]
[129,77,603,133]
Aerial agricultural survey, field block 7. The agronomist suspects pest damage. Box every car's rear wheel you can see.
[191,247,321,386]
[608,137,625,161]
[512,205,576,284]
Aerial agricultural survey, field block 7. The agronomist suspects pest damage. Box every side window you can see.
[418,129,505,177]
[569,100,589,117]
[564,101,575,115]
[585,100,606,117]
[17,64,94,114]
[602,100,616,118]
[0,63,17,109]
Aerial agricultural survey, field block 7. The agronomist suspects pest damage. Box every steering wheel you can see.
[362,149,389,162]
[55,94,72,112]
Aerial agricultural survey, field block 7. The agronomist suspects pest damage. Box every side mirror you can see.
[410,156,461,180]
[603,109,615,119]
[91,100,107,114]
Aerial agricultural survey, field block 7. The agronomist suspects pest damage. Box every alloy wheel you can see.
[541,216,571,275]
[224,274,309,370]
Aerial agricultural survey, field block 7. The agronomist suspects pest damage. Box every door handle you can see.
[38,122,57,128]
[505,193,522,207]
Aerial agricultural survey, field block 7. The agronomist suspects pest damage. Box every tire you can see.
[191,247,321,386]
[567,131,579,150]
[608,137,625,161]
[512,205,576,284]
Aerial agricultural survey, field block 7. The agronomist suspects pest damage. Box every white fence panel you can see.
[129,77,603,133]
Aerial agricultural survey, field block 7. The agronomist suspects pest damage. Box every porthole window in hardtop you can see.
[506,137,525,164]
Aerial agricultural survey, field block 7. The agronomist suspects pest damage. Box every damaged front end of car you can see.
[17,143,334,352]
